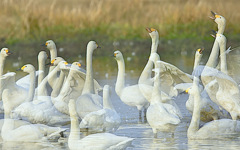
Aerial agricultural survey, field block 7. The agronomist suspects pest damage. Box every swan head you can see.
[71,62,81,70]
[20,64,35,73]
[146,27,159,39]
[113,50,123,61]
[38,51,48,62]
[87,41,100,51]
[44,40,56,50]
[209,11,226,28]
[1,48,12,57]
[50,57,65,66]
[216,33,226,45]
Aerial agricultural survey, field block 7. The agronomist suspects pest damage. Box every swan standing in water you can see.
[80,85,121,133]
[186,49,230,122]
[68,99,133,150]
[76,41,103,119]
[187,76,240,140]
[114,50,149,121]
[0,48,12,101]
[147,61,181,138]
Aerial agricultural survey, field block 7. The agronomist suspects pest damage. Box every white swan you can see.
[114,50,149,120]
[1,88,66,142]
[80,85,121,133]
[187,76,240,140]
[12,64,70,126]
[206,11,226,68]
[0,48,12,101]
[76,41,103,119]
[16,51,47,91]
[146,61,181,138]
[68,99,133,150]
[199,65,240,120]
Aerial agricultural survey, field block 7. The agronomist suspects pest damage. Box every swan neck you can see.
[218,24,225,34]
[26,70,36,102]
[115,58,125,96]
[38,61,45,86]
[151,65,161,103]
[51,70,65,97]
[139,60,154,84]
[193,54,202,70]
[219,39,228,74]
[188,77,201,135]
[0,55,6,76]
[206,39,219,68]
[103,89,114,109]
[151,36,159,53]
[69,103,81,141]
[50,46,57,60]
[82,48,94,94]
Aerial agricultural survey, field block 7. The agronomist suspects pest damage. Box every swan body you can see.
[12,64,70,126]
[68,99,133,150]
[147,61,181,138]
[187,76,240,140]
[1,88,67,142]
[114,50,149,120]
[76,41,103,119]
[80,85,121,133]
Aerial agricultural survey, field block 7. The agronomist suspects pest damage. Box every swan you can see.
[0,48,12,101]
[139,28,192,98]
[187,76,240,140]
[1,88,67,142]
[146,61,181,138]
[186,49,230,122]
[11,64,71,126]
[113,50,149,121]
[206,11,226,68]
[16,51,48,90]
[68,99,133,150]
[80,85,121,133]
[199,65,240,120]
[75,41,103,119]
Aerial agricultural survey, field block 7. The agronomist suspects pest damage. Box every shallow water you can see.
[2,42,240,149]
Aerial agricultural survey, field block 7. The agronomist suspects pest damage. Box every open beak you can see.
[45,62,52,66]
[146,27,152,33]
[210,30,217,38]
[209,11,217,20]
[7,51,13,55]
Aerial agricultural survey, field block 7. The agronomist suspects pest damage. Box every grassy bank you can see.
[1,0,240,45]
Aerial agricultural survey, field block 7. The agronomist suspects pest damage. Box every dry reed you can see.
[0,0,240,42]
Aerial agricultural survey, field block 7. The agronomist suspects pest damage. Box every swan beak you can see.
[146,27,152,33]
[6,49,13,55]
[16,66,25,71]
[185,88,190,94]
[209,11,216,20]
[16,68,22,71]
[197,48,203,54]
[97,45,101,49]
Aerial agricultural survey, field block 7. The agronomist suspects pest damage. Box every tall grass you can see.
[0,0,240,43]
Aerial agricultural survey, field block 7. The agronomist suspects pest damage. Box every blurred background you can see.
[0,0,240,80]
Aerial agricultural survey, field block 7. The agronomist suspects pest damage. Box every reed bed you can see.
[0,0,240,43]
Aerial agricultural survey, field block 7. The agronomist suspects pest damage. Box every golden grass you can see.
[1,0,240,42]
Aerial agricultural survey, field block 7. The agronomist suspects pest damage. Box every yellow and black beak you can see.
[185,88,190,94]
[197,48,204,54]
[5,49,13,55]
[146,27,156,33]
[17,65,26,71]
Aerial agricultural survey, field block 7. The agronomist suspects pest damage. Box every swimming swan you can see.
[1,88,67,142]
[147,61,181,138]
[114,50,149,120]
[80,85,121,133]
[68,99,133,150]
[12,64,70,126]
[76,41,103,119]
[187,76,240,140]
